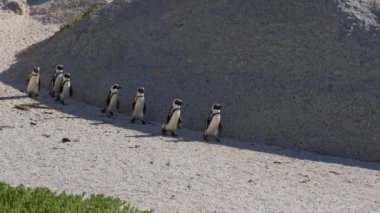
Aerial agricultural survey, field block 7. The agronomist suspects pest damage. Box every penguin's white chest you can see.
[132,97,144,118]
[53,74,63,92]
[108,93,118,111]
[165,110,181,131]
[27,75,39,94]
[206,114,221,136]
[60,81,71,100]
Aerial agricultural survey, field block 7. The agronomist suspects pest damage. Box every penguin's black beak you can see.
[117,86,122,89]
[175,100,183,106]
[214,104,222,110]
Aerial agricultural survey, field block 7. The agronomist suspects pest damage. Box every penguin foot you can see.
[130,118,136,124]
[100,108,106,113]
[28,93,32,97]
[171,132,179,137]
[203,135,209,141]
[141,120,146,125]
[107,112,114,118]
[215,137,221,142]
[55,97,60,102]
[161,128,167,136]
[60,100,65,105]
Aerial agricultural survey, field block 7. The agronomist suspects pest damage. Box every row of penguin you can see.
[26,65,223,141]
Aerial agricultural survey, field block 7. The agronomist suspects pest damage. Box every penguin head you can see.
[33,66,40,73]
[111,84,122,91]
[56,64,64,72]
[64,73,71,79]
[212,103,222,110]
[137,87,145,94]
[173,98,183,107]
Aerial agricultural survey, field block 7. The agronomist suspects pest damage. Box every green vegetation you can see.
[0,182,152,213]
[60,5,100,32]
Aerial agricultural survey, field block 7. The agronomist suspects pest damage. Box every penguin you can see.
[203,103,223,142]
[101,84,122,117]
[161,98,183,137]
[26,66,40,97]
[55,73,73,105]
[130,87,146,124]
[49,64,64,97]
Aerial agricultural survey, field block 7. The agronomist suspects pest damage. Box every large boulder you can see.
[28,0,114,24]
[3,0,380,162]
[1,0,28,15]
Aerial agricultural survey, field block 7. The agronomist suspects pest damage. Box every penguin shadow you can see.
[124,133,159,138]
[1,78,379,170]
[124,129,194,142]
[162,136,192,143]
[161,129,216,143]
[0,94,29,101]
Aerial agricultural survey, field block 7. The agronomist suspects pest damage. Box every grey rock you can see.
[28,0,112,24]
[2,0,28,15]
[3,0,380,162]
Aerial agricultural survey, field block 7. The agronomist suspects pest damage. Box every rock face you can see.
[28,0,113,24]
[1,0,28,15]
[3,0,380,162]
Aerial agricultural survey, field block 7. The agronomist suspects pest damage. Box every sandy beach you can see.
[0,5,379,213]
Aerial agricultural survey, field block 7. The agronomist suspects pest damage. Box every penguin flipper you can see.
[69,87,73,97]
[205,112,213,129]
[218,122,223,134]
[50,74,56,89]
[38,79,41,91]
[132,100,136,111]
[165,107,173,124]
[165,115,171,124]
[26,75,30,85]
[102,92,111,113]
[59,81,64,92]
[105,91,111,107]
[143,103,146,114]
[50,79,54,90]
[177,117,183,129]
[117,100,120,109]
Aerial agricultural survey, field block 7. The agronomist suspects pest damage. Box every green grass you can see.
[0,182,152,213]
[60,5,100,32]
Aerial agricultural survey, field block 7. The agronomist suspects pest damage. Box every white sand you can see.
[0,9,379,213]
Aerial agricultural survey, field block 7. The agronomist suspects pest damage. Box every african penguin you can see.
[101,84,122,117]
[130,87,146,124]
[26,66,40,97]
[50,64,64,97]
[161,98,183,137]
[203,103,223,142]
[55,73,73,105]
